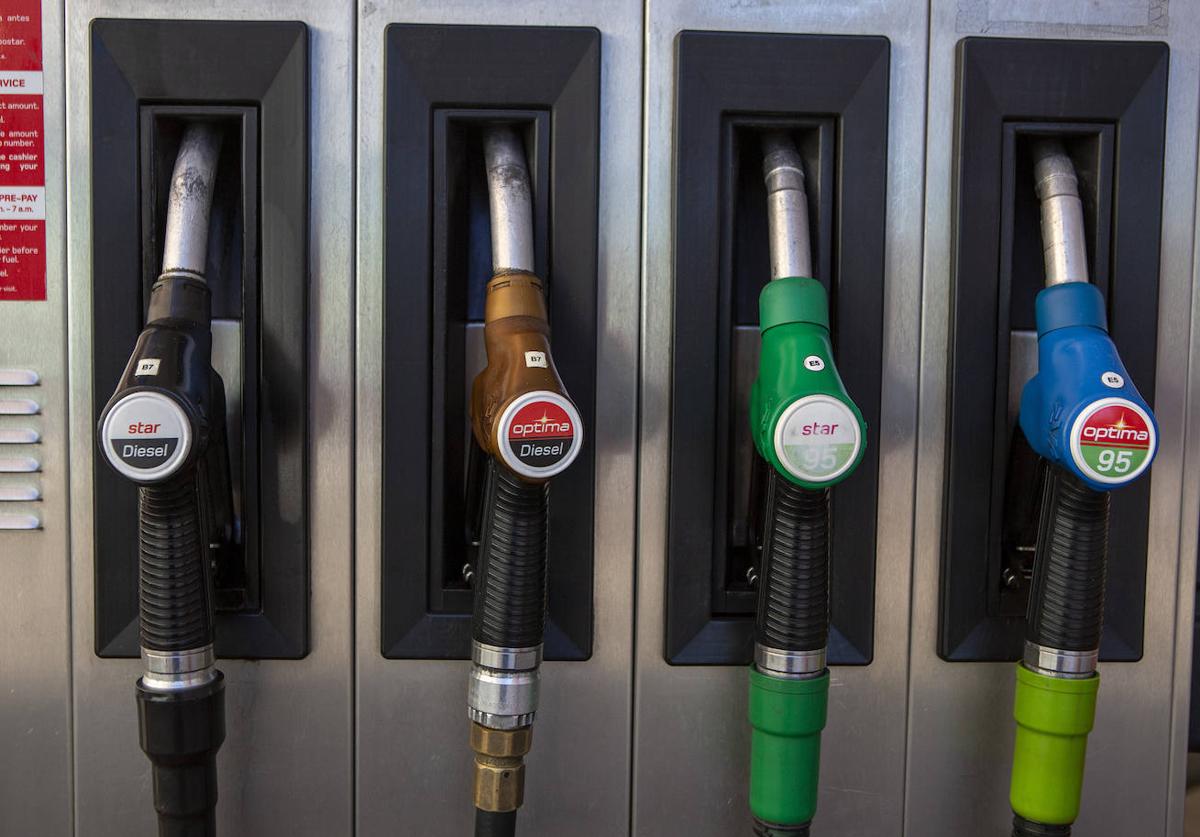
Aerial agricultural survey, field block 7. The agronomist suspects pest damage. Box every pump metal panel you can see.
[908,3,1200,835]
[354,2,640,835]
[636,2,928,834]
[65,2,355,835]
[0,0,70,832]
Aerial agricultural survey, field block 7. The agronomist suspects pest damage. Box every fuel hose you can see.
[1009,139,1158,836]
[97,123,229,836]
[746,132,866,835]
[466,125,583,836]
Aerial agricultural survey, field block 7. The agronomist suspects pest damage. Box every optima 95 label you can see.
[99,392,192,483]
[496,391,583,479]
[1069,398,1156,485]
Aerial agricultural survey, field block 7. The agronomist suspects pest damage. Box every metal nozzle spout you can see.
[1031,139,1089,286]
[162,123,223,279]
[484,125,535,275]
[762,131,813,281]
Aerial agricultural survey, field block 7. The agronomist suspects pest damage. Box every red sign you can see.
[0,0,45,301]
[1079,404,1153,450]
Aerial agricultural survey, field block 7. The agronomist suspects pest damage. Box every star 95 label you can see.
[1069,398,1156,485]
[772,394,862,484]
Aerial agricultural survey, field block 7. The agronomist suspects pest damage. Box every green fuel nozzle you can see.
[746,132,867,837]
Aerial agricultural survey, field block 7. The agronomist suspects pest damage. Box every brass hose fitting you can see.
[470,722,534,813]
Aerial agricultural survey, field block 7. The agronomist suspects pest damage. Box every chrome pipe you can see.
[762,131,813,281]
[1032,138,1089,286]
[483,125,535,275]
[161,123,222,279]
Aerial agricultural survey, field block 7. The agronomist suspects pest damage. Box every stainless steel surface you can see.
[140,645,218,691]
[910,5,1200,835]
[1032,138,1089,286]
[1021,643,1098,679]
[484,125,535,275]
[161,123,222,278]
[762,131,813,281]
[0,511,42,530]
[0,397,40,414]
[468,666,540,729]
[1008,330,1038,432]
[356,2,641,835]
[0,368,40,385]
[0,2,70,832]
[0,455,40,472]
[474,641,543,671]
[754,644,826,678]
[0,427,41,444]
[67,3,356,836]
[0,483,41,502]
[638,3,928,835]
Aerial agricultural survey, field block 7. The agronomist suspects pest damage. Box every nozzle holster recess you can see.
[748,668,829,829]
[1009,665,1098,827]
[137,673,226,835]
[470,271,575,477]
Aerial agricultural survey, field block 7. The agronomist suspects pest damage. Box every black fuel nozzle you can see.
[96,122,230,837]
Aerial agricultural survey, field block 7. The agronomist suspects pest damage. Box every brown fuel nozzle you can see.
[469,270,581,482]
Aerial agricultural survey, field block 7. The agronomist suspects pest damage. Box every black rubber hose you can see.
[1025,466,1109,653]
[1013,814,1071,836]
[471,460,549,649]
[755,471,830,653]
[475,809,518,837]
[138,469,215,652]
[754,818,809,837]
[138,673,225,837]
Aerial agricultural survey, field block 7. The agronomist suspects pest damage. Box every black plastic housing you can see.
[940,37,1167,662]
[665,31,889,666]
[90,19,309,659]
[381,24,599,660]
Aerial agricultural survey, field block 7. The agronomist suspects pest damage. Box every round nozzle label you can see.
[100,392,192,483]
[496,391,583,479]
[773,394,862,484]
[1070,398,1156,485]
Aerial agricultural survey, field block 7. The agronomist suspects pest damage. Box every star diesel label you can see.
[0,0,46,301]
[100,392,192,483]
[1070,398,1156,485]
[496,391,582,479]
[773,394,862,484]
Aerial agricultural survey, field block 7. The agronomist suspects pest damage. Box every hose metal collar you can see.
[1022,641,1097,679]
[141,644,217,691]
[754,643,826,679]
[472,642,542,672]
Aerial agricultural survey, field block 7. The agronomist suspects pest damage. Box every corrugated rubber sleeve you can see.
[755,471,830,653]
[472,460,549,650]
[1025,466,1109,653]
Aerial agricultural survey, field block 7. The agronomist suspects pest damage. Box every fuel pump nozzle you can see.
[97,123,232,836]
[466,125,583,837]
[1008,140,1159,836]
[745,133,867,836]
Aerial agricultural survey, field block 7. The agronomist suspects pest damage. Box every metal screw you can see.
[1001,568,1020,589]
[746,565,759,587]
[462,563,475,585]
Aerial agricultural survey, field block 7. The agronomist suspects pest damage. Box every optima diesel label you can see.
[496,390,583,479]
[1070,398,1156,485]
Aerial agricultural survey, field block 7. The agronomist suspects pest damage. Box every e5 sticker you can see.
[496,390,583,479]
[773,394,861,484]
[1069,398,1156,485]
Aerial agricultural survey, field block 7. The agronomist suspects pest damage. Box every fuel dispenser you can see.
[1006,141,1158,835]
[465,125,584,835]
[747,133,866,836]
